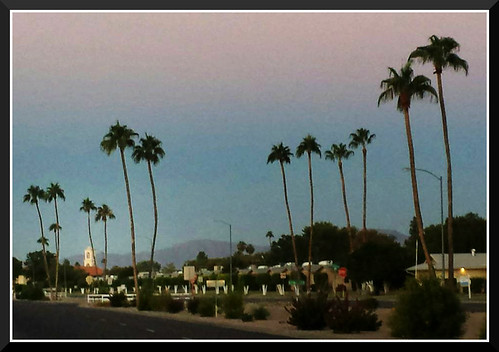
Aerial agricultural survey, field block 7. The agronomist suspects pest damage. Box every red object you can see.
[338,267,347,278]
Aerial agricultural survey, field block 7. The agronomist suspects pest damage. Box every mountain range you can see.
[66,229,408,269]
[66,239,269,269]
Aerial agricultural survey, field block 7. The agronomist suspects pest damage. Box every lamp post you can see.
[214,219,232,289]
[404,167,445,281]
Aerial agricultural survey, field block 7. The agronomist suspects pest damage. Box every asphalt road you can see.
[12,300,288,340]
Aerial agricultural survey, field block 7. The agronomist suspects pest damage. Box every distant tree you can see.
[246,244,255,255]
[296,134,322,292]
[132,133,165,279]
[349,128,376,239]
[267,143,299,273]
[265,231,274,248]
[80,198,97,270]
[101,120,140,306]
[325,143,354,252]
[46,182,65,298]
[95,204,116,276]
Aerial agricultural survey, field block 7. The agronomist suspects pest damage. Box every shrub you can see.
[222,292,244,319]
[241,313,254,322]
[187,297,200,314]
[17,283,46,300]
[197,297,216,317]
[108,292,129,307]
[388,278,466,338]
[324,295,381,333]
[167,298,185,313]
[286,294,328,330]
[252,305,271,320]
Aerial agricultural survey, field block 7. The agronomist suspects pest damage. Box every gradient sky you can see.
[11,11,488,265]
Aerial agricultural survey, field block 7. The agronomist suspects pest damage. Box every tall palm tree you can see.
[349,128,376,241]
[100,120,140,306]
[296,134,321,292]
[95,204,116,277]
[46,182,65,299]
[265,230,274,248]
[325,143,354,252]
[23,185,52,293]
[132,133,165,279]
[378,61,437,278]
[409,35,469,287]
[267,143,300,275]
[80,198,97,272]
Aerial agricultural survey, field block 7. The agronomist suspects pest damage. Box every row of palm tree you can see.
[23,183,66,298]
[268,35,467,287]
[267,129,375,292]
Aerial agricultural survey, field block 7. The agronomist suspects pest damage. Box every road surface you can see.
[12,300,288,340]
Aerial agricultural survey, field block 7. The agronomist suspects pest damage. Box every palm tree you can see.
[23,185,52,293]
[267,143,299,274]
[265,230,274,248]
[378,61,437,278]
[46,182,65,299]
[132,133,165,279]
[296,134,321,292]
[325,143,354,252]
[100,120,140,306]
[95,204,116,277]
[349,128,376,241]
[80,198,97,272]
[409,35,469,287]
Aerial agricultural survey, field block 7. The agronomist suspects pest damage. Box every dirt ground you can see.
[85,298,487,341]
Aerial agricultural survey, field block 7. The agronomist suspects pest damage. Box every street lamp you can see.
[214,219,232,289]
[404,167,445,281]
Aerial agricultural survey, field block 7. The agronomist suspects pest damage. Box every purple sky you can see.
[12,11,488,265]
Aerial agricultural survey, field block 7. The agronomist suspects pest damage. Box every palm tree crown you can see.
[267,143,293,165]
[325,143,353,163]
[349,128,376,151]
[408,35,468,75]
[95,204,116,223]
[46,182,65,203]
[296,134,322,159]
[378,61,438,111]
[100,120,138,154]
[132,133,165,165]
[23,185,46,204]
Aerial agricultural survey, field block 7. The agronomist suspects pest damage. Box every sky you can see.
[11,11,488,265]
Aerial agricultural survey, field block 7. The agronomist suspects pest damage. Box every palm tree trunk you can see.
[120,148,140,307]
[54,198,60,300]
[279,161,299,275]
[362,147,367,236]
[36,202,52,296]
[338,160,353,253]
[104,220,108,277]
[403,108,436,278]
[307,152,314,293]
[436,72,454,287]
[147,160,158,279]
[87,213,97,273]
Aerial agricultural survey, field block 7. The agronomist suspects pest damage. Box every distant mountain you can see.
[376,229,409,244]
[66,239,268,269]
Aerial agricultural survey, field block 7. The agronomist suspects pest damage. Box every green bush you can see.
[324,296,381,333]
[286,294,328,330]
[252,305,270,320]
[388,278,466,338]
[187,297,200,314]
[222,292,244,319]
[17,283,46,300]
[108,292,130,307]
[197,297,216,317]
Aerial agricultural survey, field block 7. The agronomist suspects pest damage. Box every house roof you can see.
[407,253,486,272]
[76,265,103,276]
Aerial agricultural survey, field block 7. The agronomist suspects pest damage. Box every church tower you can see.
[84,246,95,267]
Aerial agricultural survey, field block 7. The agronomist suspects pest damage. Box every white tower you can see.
[84,246,95,267]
